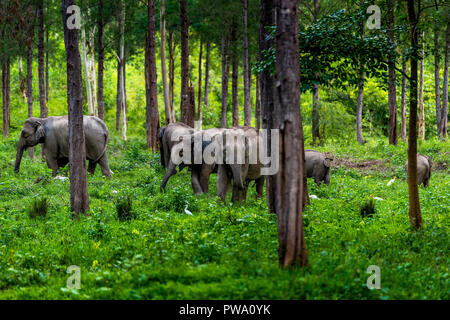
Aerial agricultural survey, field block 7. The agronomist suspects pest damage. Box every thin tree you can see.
[255,74,261,129]
[387,0,398,145]
[418,31,425,141]
[46,29,49,103]
[221,21,232,128]
[312,0,320,146]
[356,18,365,145]
[242,0,251,126]
[38,0,47,119]
[400,59,408,141]
[440,20,449,138]
[168,30,175,115]
[26,19,34,159]
[62,0,90,215]
[81,19,94,116]
[231,22,239,127]
[180,0,194,127]
[406,0,423,229]
[2,60,10,139]
[204,41,211,110]
[197,38,203,128]
[160,0,174,124]
[434,24,442,137]
[274,0,308,267]
[97,0,105,120]
[145,0,160,151]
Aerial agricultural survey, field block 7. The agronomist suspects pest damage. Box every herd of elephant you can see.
[13,116,433,203]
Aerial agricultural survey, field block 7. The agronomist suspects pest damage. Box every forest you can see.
[0,0,448,300]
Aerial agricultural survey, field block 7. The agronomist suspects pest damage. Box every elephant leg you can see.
[191,167,203,195]
[88,160,97,175]
[217,165,230,202]
[98,153,112,178]
[160,161,177,192]
[46,156,59,177]
[314,176,322,187]
[255,177,264,198]
[231,185,246,202]
[199,165,213,194]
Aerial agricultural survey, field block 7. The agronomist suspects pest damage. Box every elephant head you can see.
[222,129,250,190]
[15,118,46,173]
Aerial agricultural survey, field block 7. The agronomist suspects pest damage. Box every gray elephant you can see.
[15,116,112,177]
[305,149,332,186]
[405,154,432,187]
[216,126,264,202]
[159,123,224,194]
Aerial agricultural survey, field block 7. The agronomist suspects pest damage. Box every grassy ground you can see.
[0,131,448,300]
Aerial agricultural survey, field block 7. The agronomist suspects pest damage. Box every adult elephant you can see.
[216,126,265,202]
[14,116,112,177]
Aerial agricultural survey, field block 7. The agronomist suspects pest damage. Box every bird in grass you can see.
[387,177,397,186]
[184,202,192,216]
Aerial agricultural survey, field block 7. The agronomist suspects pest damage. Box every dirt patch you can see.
[332,158,389,171]
[433,161,448,172]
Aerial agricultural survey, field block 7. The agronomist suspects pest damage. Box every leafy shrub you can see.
[115,195,135,221]
[359,198,376,218]
[27,198,48,219]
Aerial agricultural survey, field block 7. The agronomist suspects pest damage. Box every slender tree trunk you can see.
[221,23,232,128]
[89,27,98,117]
[388,0,398,145]
[401,59,408,141]
[38,1,47,118]
[242,0,251,126]
[145,0,160,151]
[274,0,308,268]
[168,30,175,119]
[406,0,422,230]
[160,0,173,125]
[312,0,320,146]
[434,28,442,136]
[418,32,425,141]
[204,41,211,109]
[18,57,27,100]
[97,0,105,120]
[27,43,34,159]
[46,30,49,103]
[441,22,449,138]
[260,0,276,214]
[2,61,10,139]
[356,67,365,144]
[232,37,239,127]
[255,74,261,129]
[120,1,127,141]
[180,0,193,127]
[81,24,94,116]
[197,38,203,128]
[116,58,122,132]
[62,0,90,216]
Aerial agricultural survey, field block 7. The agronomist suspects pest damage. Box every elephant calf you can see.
[15,116,112,177]
[405,154,432,187]
[305,149,332,186]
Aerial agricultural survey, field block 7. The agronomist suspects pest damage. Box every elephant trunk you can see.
[14,138,26,173]
[231,165,245,189]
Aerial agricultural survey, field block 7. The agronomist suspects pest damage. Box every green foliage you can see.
[27,197,49,219]
[115,195,135,222]
[360,198,376,218]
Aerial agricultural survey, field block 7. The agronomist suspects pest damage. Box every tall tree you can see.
[387,0,398,145]
[180,0,194,127]
[197,38,203,128]
[160,0,174,124]
[356,17,365,145]
[168,30,175,115]
[62,0,89,215]
[242,0,251,126]
[418,31,425,141]
[401,59,407,141]
[2,60,10,139]
[81,20,94,116]
[231,23,239,127]
[260,0,276,214]
[311,0,321,146]
[255,74,261,129]
[97,0,105,120]
[204,41,211,110]
[406,0,423,229]
[434,24,442,137]
[145,0,160,151]
[221,22,232,128]
[441,20,449,138]
[274,0,308,268]
[45,29,49,103]
[38,0,47,119]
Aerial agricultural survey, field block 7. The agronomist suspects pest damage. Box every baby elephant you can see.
[305,150,332,186]
[405,154,432,187]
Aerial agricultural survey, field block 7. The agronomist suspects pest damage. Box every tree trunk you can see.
[260,0,276,214]
[406,0,422,230]
[180,0,193,127]
[81,24,94,116]
[160,0,173,125]
[89,26,98,117]
[116,59,122,132]
[255,74,261,129]
[388,0,398,145]
[356,19,365,145]
[120,1,127,141]
[232,42,239,127]
[168,30,175,119]
[2,61,10,139]
[38,1,47,119]
[418,31,425,141]
[18,57,27,100]
[204,41,211,109]
[242,0,251,126]
[62,0,90,216]
[97,0,105,120]
[46,30,49,103]
[221,23,232,128]
[440,22,449,138]
[434,28,442,137]
[145,0,160,151]
[401,59,407,142]
[312,0,320,146]
[274,0,308,268]
[27,43,34,159]
[197,38,203,128]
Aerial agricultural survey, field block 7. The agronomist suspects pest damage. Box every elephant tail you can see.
[94,129,110,163]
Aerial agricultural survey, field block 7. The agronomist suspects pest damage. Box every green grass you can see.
[0,132,448,300]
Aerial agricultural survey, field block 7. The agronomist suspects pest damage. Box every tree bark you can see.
[46,30,49,103]
[2,61,10,139]
[38,1,47,119]
[242,0,251,126]
[89,24,98,117]
[356,19,365,145]
[62,0,89,216]
[406,0,423,230]
[197,38,203,128]
[204,41,211,109]
[160,0,174,125]
[232,38,239,127]
[440,22,449,138]
[81,23,94,116]
[255,74,261,130]
[418,31,425,141]
[221,23,232,128]
[116,58,122,132]
[401,59,408,142]
[168,30,175,118]
[145,0,160,151]
[260,0,276,214]
[97,0,105,120]
[434,28,442,137]
[180,0,193,127]
[27,42,34,159]
[274,0,308,268]
[312,0,320,146]
[120,0,127,141]
[387,0,398,145]
[18,57,27,100]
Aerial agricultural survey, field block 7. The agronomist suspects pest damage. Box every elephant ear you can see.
[323,158,331,168]
[35,122,45,142]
